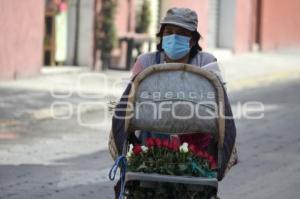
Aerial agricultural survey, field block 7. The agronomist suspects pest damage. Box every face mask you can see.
[162,34,191,60]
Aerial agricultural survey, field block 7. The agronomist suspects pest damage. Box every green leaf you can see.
[165,168,175,175]
[137,162,147,172]
[178,163,188,172]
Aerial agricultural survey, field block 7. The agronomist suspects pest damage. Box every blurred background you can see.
[1,0,300,78]
[0,0,300,199]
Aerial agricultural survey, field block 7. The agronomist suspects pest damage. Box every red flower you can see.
[210,160,217,169]
[146,138,155,148]
[133,145,142,155]
[162,139,169,148]
[208,155,215,163]
[170,137,180,151]
[188,144,197,154]
[155,138,162,148]
[197,150,204,158]
[202,151,209,159]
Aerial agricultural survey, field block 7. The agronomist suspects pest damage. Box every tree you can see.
[135,0,151,33]
[135,0,151,55]
[98,0,118,70]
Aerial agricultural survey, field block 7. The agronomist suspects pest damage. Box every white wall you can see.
[66,0,94,66]
[207,0,219,48]
[217,0,236,49]
[66,0,76,65]
[78,0,94,66]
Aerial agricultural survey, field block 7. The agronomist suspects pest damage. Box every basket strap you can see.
[109,155,127,199]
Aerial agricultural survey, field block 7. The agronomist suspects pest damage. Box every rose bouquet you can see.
[124,137,218,198]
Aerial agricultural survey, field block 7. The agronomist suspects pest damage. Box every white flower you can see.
[126,151,132,158]
[180,142,189,153]
[126,144,134,158]
[141,146,148,153]
[128,144,134,152]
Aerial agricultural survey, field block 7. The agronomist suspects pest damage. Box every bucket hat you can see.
[160,7,198,32]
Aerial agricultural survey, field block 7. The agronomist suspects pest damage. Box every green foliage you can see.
[124,182,215,199]
[125,139,218,198]
[99,0,118,69]
[135,0,151,33]
[127,147,216,178]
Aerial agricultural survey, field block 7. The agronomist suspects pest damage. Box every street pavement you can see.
[219,79,300,199]
[1,49,300,199]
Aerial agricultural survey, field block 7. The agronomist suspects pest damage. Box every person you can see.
[109,7,237,198]
[132,7,219,77]
[131,7,223,151]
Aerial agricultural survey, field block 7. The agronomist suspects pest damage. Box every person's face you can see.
[162,25,195,47]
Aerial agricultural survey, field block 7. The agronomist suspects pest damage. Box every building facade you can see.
[1,0,300,80]
[160,0,300,53]
[0,0,45,80]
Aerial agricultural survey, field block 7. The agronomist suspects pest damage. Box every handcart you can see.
[109,63,236,199]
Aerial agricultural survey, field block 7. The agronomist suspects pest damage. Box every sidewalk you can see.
[220,48,300,91]
[1,48,300,93]
[1,49,300,122]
